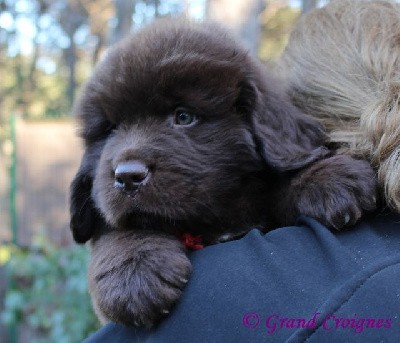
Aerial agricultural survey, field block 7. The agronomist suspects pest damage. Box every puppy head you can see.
[70,19,327,243]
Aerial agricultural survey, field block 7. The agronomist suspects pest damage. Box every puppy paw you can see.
[291,155,378,230]
[88,231,192,327]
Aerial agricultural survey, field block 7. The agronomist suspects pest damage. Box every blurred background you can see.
[0,0,334,341]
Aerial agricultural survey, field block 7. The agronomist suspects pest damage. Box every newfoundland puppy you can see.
[70,19,376,326]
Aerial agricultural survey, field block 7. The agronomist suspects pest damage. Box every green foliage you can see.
[0,54,74,121]
[1,237,99,343]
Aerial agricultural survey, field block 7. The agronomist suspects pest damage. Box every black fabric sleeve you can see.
[85,212,400,342]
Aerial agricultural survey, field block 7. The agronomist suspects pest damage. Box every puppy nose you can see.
[114,161,149,192]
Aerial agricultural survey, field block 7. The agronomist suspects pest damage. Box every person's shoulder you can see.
[85,323,139,343]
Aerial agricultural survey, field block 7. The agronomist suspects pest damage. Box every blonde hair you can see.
[280,0,400,212]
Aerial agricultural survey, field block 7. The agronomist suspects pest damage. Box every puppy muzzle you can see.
[114,160,149,193]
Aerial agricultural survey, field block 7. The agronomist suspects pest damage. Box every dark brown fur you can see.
[70,18,377,326]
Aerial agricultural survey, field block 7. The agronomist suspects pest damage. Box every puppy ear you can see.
[70,170,101,243]
[70,143,106,244]
[241,80,329,172]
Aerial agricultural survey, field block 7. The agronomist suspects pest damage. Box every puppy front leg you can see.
[88,230,192,327]
[274,155,378,230]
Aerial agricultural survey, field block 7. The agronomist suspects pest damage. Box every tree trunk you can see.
[59,0,87,106]
[206,0,266,56]
[28,0,49,93]
[65,40,77,107]
[154,0,160,17]
[114,0,135,42]
[302,0,318,14]
[92,33,105,65]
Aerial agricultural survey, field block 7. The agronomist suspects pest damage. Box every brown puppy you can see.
[70,19,376,326]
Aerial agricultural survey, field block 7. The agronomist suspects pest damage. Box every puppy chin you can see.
[91,183,174,231]
[117,211,171,231]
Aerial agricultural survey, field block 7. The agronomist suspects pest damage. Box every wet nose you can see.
[114,161,149,192]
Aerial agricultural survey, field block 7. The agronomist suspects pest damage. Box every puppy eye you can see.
[174,110,196,126]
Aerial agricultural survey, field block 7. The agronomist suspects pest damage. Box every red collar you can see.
[177,233,204,250]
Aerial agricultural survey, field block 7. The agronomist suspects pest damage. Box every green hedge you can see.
[1,237,99,343]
